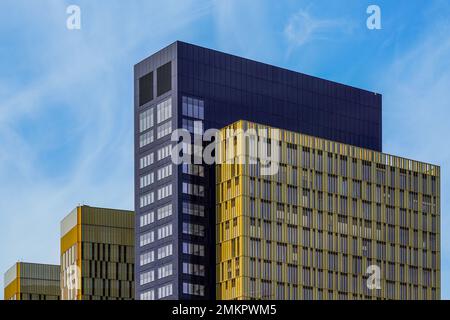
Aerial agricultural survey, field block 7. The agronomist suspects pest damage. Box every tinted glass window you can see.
[157,62,172,96]
[139,72,153,106]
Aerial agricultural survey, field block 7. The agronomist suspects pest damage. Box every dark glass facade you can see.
[134,41,382,300]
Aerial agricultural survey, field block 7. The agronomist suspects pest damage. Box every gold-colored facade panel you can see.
[216,120,440,300]
[4,278,19,300]
[4,262,60,300]
[60,205,134,300]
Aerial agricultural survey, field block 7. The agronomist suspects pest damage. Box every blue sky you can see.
[0,0,449,299]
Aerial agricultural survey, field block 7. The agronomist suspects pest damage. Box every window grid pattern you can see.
[216,120,440,300]
[157,97,172,123]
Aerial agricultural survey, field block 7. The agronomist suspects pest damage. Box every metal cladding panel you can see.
[134,41,383,300]
[19,262,60,281]
[174,41,382,300]
[61,207,77,238]
[4,263,61,300]
[19,263,60,298]
[80,206,135,300]
[80,206,134,246]
[216,120,440,300]
[134,42,180,300]
[4,263,17,288]
[176,41,382,151]
[81,206,134,228]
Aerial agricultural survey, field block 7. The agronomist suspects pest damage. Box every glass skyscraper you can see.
[134,41,382,300]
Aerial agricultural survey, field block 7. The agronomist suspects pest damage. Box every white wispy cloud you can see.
[378,20,450,299]
[284,9,354,53]
[0,0,211,299]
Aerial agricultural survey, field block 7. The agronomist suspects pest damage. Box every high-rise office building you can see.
[4,262,60,300]
[216,120,440,300]
[60,205,134,300]
[134,41,382,300]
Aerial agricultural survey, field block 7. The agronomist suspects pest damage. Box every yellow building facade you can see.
[216,120,440,300]
[4,262,60,300]
[60,205,134,300]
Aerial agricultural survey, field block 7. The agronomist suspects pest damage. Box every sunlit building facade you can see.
[134,41,382,299]
[216,120,440,300]
[4,262,60,300]
[60,205,135,300]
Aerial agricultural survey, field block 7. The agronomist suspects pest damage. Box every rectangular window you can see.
[157,164,173,180]
[157,224,173,240]
[157,264,173,279]
[140,231,154,247]
[181,143,193,156]
[157,62,171,96]
[158,283,173,299]
[139,108,154,132]
[140,270,155,285]
[362,161,371,181]
[182,282,205,296]
[182,202,205,217]
[157,97,172,123]
[182,96,204,120]
[182,118,203,135]
[157,184,172,200]
[182,222,205,237]
[157,244,173,259]
[157,204,173,220]
[157,121,172,139]
[139,153,154,169]
[182,182,205,197]
[182,163,204,177]
[139,130,154,148]
[140,172,154,188]
[182,242,205,256]
[157,145,172,161]
[140,289,155,300]
[140,211,154,227]
[140,251,154,266]
[182,263,205,276]
[140,192,154,208]
[139,72,153,106]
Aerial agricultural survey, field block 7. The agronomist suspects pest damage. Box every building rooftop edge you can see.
[135,40,382,97]
[74,204,134,214]
[221,119,439,171]
[60,205,134,238]
[4,262,60,288]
